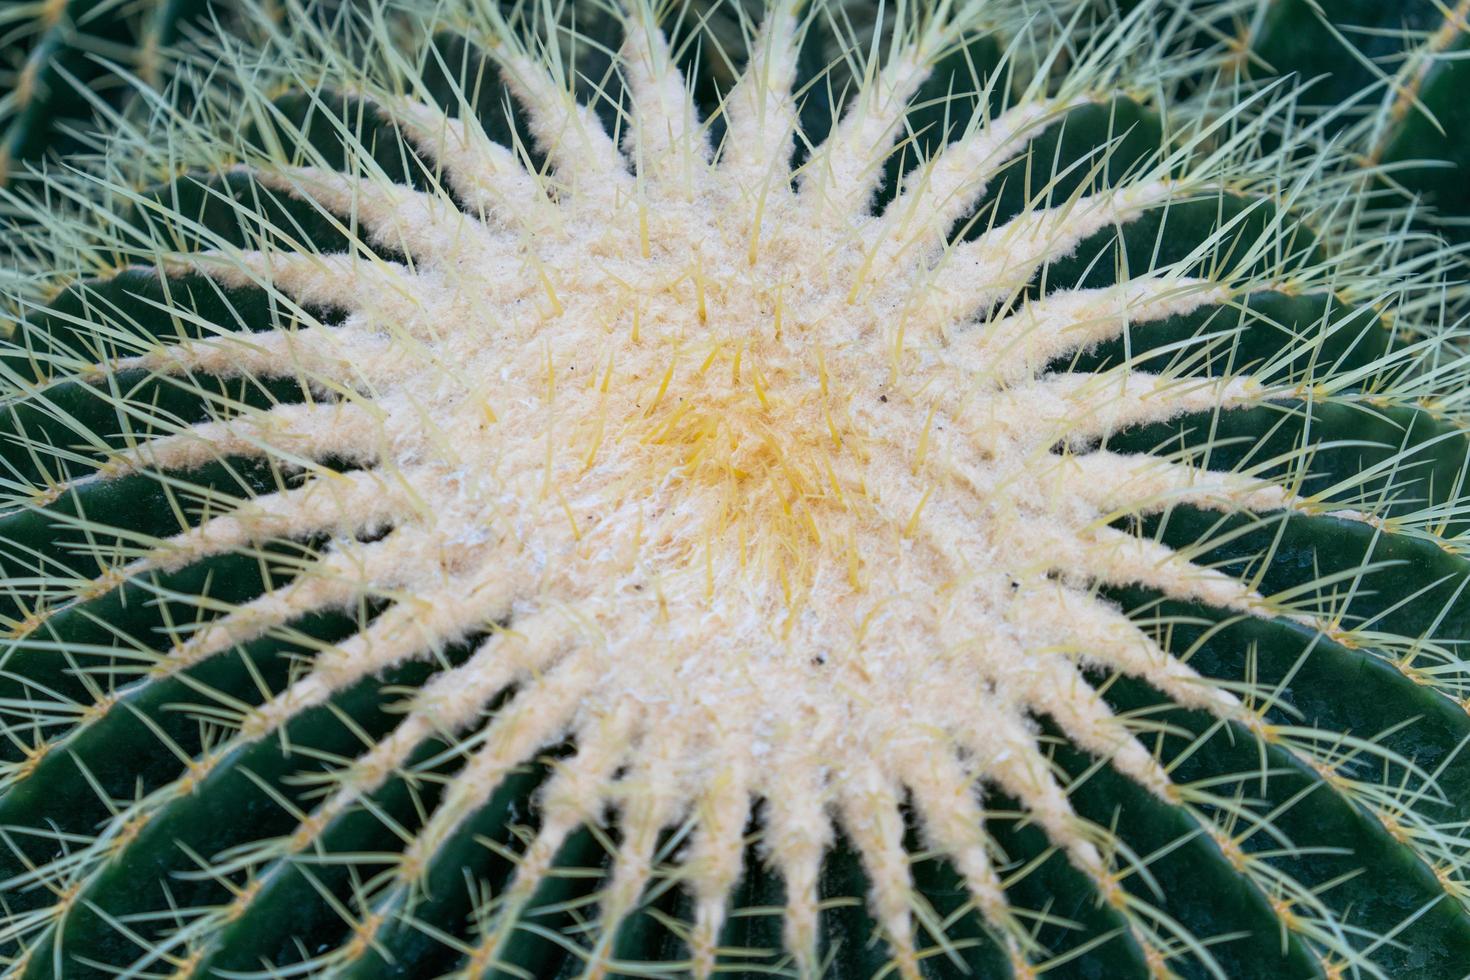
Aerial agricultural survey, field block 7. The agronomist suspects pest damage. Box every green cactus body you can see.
[1245,0,1470,242]
[1120,0,1470,243]
[1,2,1469,978]
[0,0,214,184]
[1373,25,1470,241]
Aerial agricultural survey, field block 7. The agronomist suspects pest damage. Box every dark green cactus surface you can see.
[2,2,1470,978]
[0,0,215,185]
[1128,0,1470,243]
[1248,0,1470,244]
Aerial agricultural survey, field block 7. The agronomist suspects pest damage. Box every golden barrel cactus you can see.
[1,1,1469,977]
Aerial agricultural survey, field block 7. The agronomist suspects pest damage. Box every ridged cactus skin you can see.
[0,0,213,184]
[1249,0,1470,243]
[1136,0,1470,243]
[2,1,1470,978]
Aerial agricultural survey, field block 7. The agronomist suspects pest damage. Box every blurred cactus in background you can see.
[0,0,218,185]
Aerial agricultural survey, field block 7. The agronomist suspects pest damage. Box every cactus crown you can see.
[2,1,1470,977]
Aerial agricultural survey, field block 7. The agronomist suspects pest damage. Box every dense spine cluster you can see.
[1,1,1470,977]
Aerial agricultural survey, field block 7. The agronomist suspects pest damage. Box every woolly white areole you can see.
[9,0,1465,978]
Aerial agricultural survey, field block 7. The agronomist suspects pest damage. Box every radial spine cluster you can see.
[2,0,1470,978]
